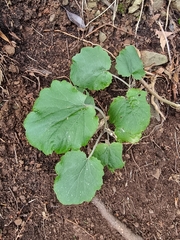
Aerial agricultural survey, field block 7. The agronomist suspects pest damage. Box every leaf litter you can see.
[63,7,86,29]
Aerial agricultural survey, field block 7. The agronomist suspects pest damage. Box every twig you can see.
[85,22,134,38]
[135,0,144,37]
[85,0,116,27]
[157,20,172,63]
[9,187,18,211]
[32,27,44,37]
[130,149,141,172]
[92,196,143,240]
[66,218,95,239]
[13,144,18,164]
[150,75,165,120]
[165,0,172,30]
[140,79,180,111]
[174,130,180,172]
[101,0,115,11]
[44,29,116,59]
[15,212,33,240]
[112,0,119,25]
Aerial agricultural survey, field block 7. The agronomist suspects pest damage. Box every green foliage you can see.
[117,3,125,14]
[93,142,124,172]
[24,45,150,205]
[108,88,150,143]
[54,150,104,205]
[116,45,145,80]
[24,80,98,155]
[70,46,112,90]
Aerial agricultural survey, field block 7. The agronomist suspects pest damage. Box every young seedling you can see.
[24,45,150,206]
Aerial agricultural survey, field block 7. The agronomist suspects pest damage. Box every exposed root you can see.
[140,79,180,111]
[92,196,143,240]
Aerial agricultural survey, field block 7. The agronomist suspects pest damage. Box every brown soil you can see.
[0,0,180,239]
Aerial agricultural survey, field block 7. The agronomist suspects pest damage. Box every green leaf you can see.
[115,45,145,80]
[24,80,98,155]
[108,88,150,143]
[93,142,125,172]
[70,46,112,90]
[54,150,104,205]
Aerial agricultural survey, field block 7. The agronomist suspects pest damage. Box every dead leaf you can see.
[155,30,173,52]
[128,0,142,13]
[152,168,161,180]
[63,7,86,29]
[0,30,11,43]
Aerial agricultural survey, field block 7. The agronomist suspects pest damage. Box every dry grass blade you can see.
[0,30,11,43]
[135,0,144,37]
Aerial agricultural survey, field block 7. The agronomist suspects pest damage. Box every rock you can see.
[9,64,19,73]
[88,1,97,9]
[95,10,101,17]
[152,0,164,12]
[128,0,142,13]
[14,218,22,226]
[62,0,69,6]
[49,13,56,22]
[99,31,107,43]
[3,45,15,56]
[141,51,168,67]
[172,0,180,12]
[0,180,3,190]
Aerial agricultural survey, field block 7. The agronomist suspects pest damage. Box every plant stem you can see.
[87,105,108,159]
[112,73,130,88]
[140,79,180,111]
[92,196,144,240]
[94,105,108,129]
[88,131,104,159]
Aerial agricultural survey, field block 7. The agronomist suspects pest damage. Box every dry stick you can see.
[101,0,115,11]
[44,29,116,59]
[150,75,165,120]
[66,219,95,239]
[174,130,180,172]
[86,0,116,27]
[112,0,119,25]
[135,0,144,37]
[92,196,143,240]
[86,22,134,38]
[157,20,172,63]
[165,0,172,30]
[140,79,180,111]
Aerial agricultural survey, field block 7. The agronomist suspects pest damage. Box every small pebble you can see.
[62,0,69,6]
[88,1,97,8]
[49,13,56,22]
[99,31,107,43]
[176,209,180,215]
[0,180,3,190]
[3,45,15,56]
[14,218,22,226]
[9,64,19,73]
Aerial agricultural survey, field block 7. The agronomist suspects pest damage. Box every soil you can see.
[0,0,180,239]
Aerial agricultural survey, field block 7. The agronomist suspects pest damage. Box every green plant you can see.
[24,45,150,205]
[117,3,125,14]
